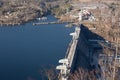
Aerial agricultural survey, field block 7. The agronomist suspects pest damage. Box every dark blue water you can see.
[0,15,74,80]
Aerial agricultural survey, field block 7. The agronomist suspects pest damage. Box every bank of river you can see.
[0,15,74,80]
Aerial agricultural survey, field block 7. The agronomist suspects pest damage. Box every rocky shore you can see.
[0,0,73,26]
[0,0,48,26]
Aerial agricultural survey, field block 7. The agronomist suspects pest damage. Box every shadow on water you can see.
[73,24,105,72]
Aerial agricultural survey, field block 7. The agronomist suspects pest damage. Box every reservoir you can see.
[0,15,74,80]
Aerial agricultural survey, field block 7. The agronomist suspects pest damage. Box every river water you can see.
[0,15,74,80]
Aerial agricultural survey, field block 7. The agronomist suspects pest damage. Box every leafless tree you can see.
[39,66,58,80]
[69,68,97,80]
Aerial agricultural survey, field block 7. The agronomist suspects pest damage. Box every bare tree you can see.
[69,68,97,80]
[39,66,58,80]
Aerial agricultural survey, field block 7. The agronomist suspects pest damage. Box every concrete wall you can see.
[71,25,104,72]
[70,26,91,72]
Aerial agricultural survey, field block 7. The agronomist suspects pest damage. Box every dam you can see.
[56,24,106,80]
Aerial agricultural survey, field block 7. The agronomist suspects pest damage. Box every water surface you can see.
[0,15,74,80]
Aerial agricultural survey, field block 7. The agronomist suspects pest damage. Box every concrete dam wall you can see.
[71,25,90,72]
[57,24,105,80]
[72,24,104,72]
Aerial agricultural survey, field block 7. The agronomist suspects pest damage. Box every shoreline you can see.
[0,0,48,26]
[0,18,38,26]
[0,0,72,26]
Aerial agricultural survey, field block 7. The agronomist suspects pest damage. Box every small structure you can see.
[36,17,47,21]
[70,9,96,22]
[56,58,69,80]
[78,9,95,21]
